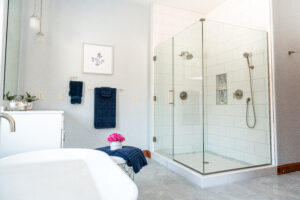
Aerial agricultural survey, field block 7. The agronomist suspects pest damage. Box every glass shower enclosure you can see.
[153,19,271,174]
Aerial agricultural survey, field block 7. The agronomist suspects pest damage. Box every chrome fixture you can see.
[233,89,243,100]
[244,52,256,128]
[179,91,188,100]
[179,51,193,60]
[0,113,16,132]
[168,89,174,105]
[288,51,296,55]
[36,0,45,39]
[243,53,254,69]
[29,0,40,30]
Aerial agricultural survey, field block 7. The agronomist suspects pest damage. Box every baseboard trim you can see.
[142,150,151,158]
[277,162,300,175]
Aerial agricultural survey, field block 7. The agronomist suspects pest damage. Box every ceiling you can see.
[125,0,227,14]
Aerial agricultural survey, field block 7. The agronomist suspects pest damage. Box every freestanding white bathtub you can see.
[0,149,138,200]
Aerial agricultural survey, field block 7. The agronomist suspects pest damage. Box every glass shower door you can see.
[153,39,173,158]
[173,22,204,173]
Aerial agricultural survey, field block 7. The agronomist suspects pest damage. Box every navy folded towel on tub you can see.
[69,81,83,104]
[94,87,116,129]
[95,146,148,173]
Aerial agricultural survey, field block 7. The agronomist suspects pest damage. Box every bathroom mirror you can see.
[3,0,22,98]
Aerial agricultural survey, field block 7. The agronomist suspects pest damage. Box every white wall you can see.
[18,0,150,149]
[206,0,270,31]
[153,0,270,48]
[152,4,204,47]
[272,0,300,165]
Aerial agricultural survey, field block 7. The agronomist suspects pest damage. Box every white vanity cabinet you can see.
[0,111,64,158]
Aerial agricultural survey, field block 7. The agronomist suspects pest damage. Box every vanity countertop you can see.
[2,110,64,114]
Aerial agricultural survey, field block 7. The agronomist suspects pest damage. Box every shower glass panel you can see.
[153,19,271,175]
[203,21,271,174]
[153,39,173,159]
[173,22,204,173]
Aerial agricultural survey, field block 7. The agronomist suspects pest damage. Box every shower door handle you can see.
[168,89,174,105]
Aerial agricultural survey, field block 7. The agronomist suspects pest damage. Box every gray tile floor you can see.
[135,160,300,200]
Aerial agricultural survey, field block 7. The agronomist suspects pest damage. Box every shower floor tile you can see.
[174,152,250,174]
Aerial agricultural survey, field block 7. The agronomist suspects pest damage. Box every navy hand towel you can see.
[94,87,116,129]
[95,146,148,173]
[69,81,83,104]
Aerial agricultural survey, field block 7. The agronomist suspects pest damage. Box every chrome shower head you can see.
[243,52,252,58]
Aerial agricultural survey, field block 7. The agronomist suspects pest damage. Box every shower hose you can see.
[246,67,256,128]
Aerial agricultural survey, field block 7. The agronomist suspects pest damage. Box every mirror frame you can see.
[0,0,8,103]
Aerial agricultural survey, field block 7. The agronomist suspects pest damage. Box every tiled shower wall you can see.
[204,22,271,165]
[173,23,203,154]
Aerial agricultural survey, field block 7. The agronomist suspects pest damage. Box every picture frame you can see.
[83,43,114,74]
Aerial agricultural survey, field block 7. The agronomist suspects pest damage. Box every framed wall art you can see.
[83,43,114,74]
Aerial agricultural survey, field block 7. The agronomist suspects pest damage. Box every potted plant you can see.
[4,92,18,111]
[107,133,125,150]
[21,92,38,110]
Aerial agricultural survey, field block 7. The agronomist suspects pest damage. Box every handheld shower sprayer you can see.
[243,53,254,70]
[244,52,256,128]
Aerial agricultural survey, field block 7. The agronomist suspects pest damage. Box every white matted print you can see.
[83,43,113,74]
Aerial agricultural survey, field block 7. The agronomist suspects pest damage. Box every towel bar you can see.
[87,87,124,91]
[288,51,297,55]
[70,76,79,81]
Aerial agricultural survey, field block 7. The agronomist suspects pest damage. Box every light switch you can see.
[39,93,45,100]
[59,93,64,100]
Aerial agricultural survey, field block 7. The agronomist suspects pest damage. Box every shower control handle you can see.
[168,89,174,105]
[233,89,243,100]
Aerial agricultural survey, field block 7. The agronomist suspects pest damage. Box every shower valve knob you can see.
[233,89,243,100]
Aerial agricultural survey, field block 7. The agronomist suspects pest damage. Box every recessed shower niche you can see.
[216,73,227,105]
[153,19,271,174]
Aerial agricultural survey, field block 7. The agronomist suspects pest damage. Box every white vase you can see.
[110,141,122,150]
[26,102,33,110]
[8,100,19,111]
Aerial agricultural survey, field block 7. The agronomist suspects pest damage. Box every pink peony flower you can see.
[107,133,125,143]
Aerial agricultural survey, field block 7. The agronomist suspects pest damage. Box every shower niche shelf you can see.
[216,73,227,105]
